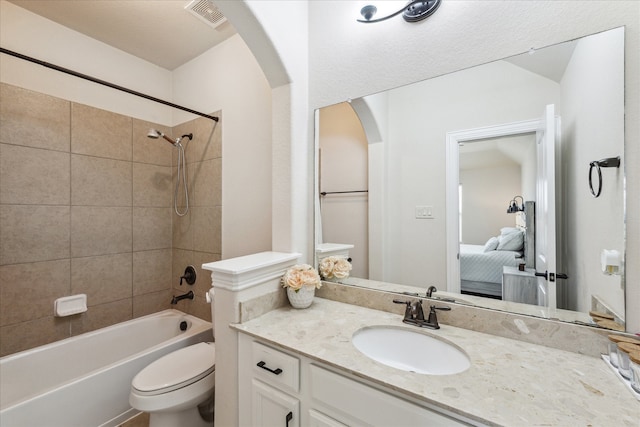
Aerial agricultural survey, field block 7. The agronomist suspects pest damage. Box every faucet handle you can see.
[393,299,426,321]
[426,305,451,329]
[393,299,413,319]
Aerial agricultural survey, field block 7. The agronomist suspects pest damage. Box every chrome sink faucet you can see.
[393,299,451,329]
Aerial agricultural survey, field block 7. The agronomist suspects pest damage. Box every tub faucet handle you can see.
[180,265,197,286]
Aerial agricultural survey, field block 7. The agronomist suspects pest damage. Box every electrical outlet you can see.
[415,205,434,219]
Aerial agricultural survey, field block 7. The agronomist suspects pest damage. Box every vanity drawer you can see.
[251,341,300,393]
[310,365,466,426]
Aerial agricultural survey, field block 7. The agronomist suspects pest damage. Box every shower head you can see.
[147,129,178,146]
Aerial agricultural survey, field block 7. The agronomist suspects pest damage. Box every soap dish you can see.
[54,294,87,317]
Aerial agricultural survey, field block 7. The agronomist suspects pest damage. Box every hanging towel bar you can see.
[0,47,219,122]
[320,190,368,196]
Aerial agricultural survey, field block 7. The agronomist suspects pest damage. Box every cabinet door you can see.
[252,379,299,427]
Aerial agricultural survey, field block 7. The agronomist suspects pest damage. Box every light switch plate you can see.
[415,205,434,219]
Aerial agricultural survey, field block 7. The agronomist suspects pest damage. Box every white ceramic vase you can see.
[287,286,315,309]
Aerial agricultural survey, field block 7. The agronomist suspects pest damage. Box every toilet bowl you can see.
[129,341,215,427]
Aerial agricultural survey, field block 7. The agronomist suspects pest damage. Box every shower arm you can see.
[160,134,178,146]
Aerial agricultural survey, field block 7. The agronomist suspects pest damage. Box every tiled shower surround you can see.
[0,83,221,356]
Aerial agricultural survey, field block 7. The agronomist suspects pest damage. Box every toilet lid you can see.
[132,342,215,394]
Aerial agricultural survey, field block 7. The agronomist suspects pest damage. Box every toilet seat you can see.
[132,342,215,396]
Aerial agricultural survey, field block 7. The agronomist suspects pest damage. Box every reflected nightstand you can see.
[502,266,539,305]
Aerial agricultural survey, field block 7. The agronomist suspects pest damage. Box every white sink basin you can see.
[352,326,470,375]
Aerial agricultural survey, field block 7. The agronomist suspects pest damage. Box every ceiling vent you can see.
[185,0,227,30]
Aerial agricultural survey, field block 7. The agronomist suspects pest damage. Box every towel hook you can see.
[589,156,620,198]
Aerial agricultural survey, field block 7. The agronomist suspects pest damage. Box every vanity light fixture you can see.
[357,0,442,23]
[506,196,525,214]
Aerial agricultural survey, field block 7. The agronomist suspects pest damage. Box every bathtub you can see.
[0,309,213,427]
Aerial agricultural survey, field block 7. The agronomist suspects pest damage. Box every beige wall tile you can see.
[170,250,213,322]
[0,83,70,152]
[133,249,172,295]
[71,154,132,206]
[132,119,173,166]
[70,298,132,336]
[172,209,194,250]
[193,206,221,254]
[133,207,172,251]
[71,253,132,306]
[0,143,70,205]
[71,103,132,160]
[169,163,193,212]
[0,260,71,326]
[174,251,219,302]
[0,87,222,356]
[171,249,193,290]
[71,206,132,257]
[133,290,172,319]
[190,158,221,207]
[0,205,70,265]
[173,114,221,163]
[171,293,212,322]
[133,163,172,207]
[0,316,70,357]
[194,251,219,290]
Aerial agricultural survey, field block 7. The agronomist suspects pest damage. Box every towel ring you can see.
[589,156,620,198]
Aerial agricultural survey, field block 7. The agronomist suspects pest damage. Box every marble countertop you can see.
[232,297,638,426]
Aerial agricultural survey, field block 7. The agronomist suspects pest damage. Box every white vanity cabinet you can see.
[245,339,301,427]
[238,332,471,427]
[251,379,299,427]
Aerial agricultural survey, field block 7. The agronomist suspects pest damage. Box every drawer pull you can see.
[257,360,283,375]
[285,411,293,427]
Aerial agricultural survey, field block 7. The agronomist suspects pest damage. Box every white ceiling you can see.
[505,39,577,83]
[459,134,535,170]
[7,0,236,70]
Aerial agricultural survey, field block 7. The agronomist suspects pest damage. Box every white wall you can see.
[307,0,639,331]
[378,60,559,287]
[460,165,521,245]
[561,28,625,316]
[231,0,311,261]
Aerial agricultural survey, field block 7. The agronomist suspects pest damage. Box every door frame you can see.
[445,119,541,294]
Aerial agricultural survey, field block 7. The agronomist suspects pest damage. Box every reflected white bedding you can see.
[460,244,521,284]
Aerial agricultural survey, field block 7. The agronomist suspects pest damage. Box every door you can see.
[252,379,300,427]
[535,104,557,311]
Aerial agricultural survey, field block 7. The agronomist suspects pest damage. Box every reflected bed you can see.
[460,244,522,298]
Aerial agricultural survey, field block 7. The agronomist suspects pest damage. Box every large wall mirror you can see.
[315,27,626,331]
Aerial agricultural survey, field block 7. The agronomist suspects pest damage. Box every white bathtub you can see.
[0,309,213,427]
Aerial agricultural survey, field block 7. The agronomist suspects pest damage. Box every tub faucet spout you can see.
[171,290,194,305]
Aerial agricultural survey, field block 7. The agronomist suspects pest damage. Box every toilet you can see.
[129,341,215,427]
